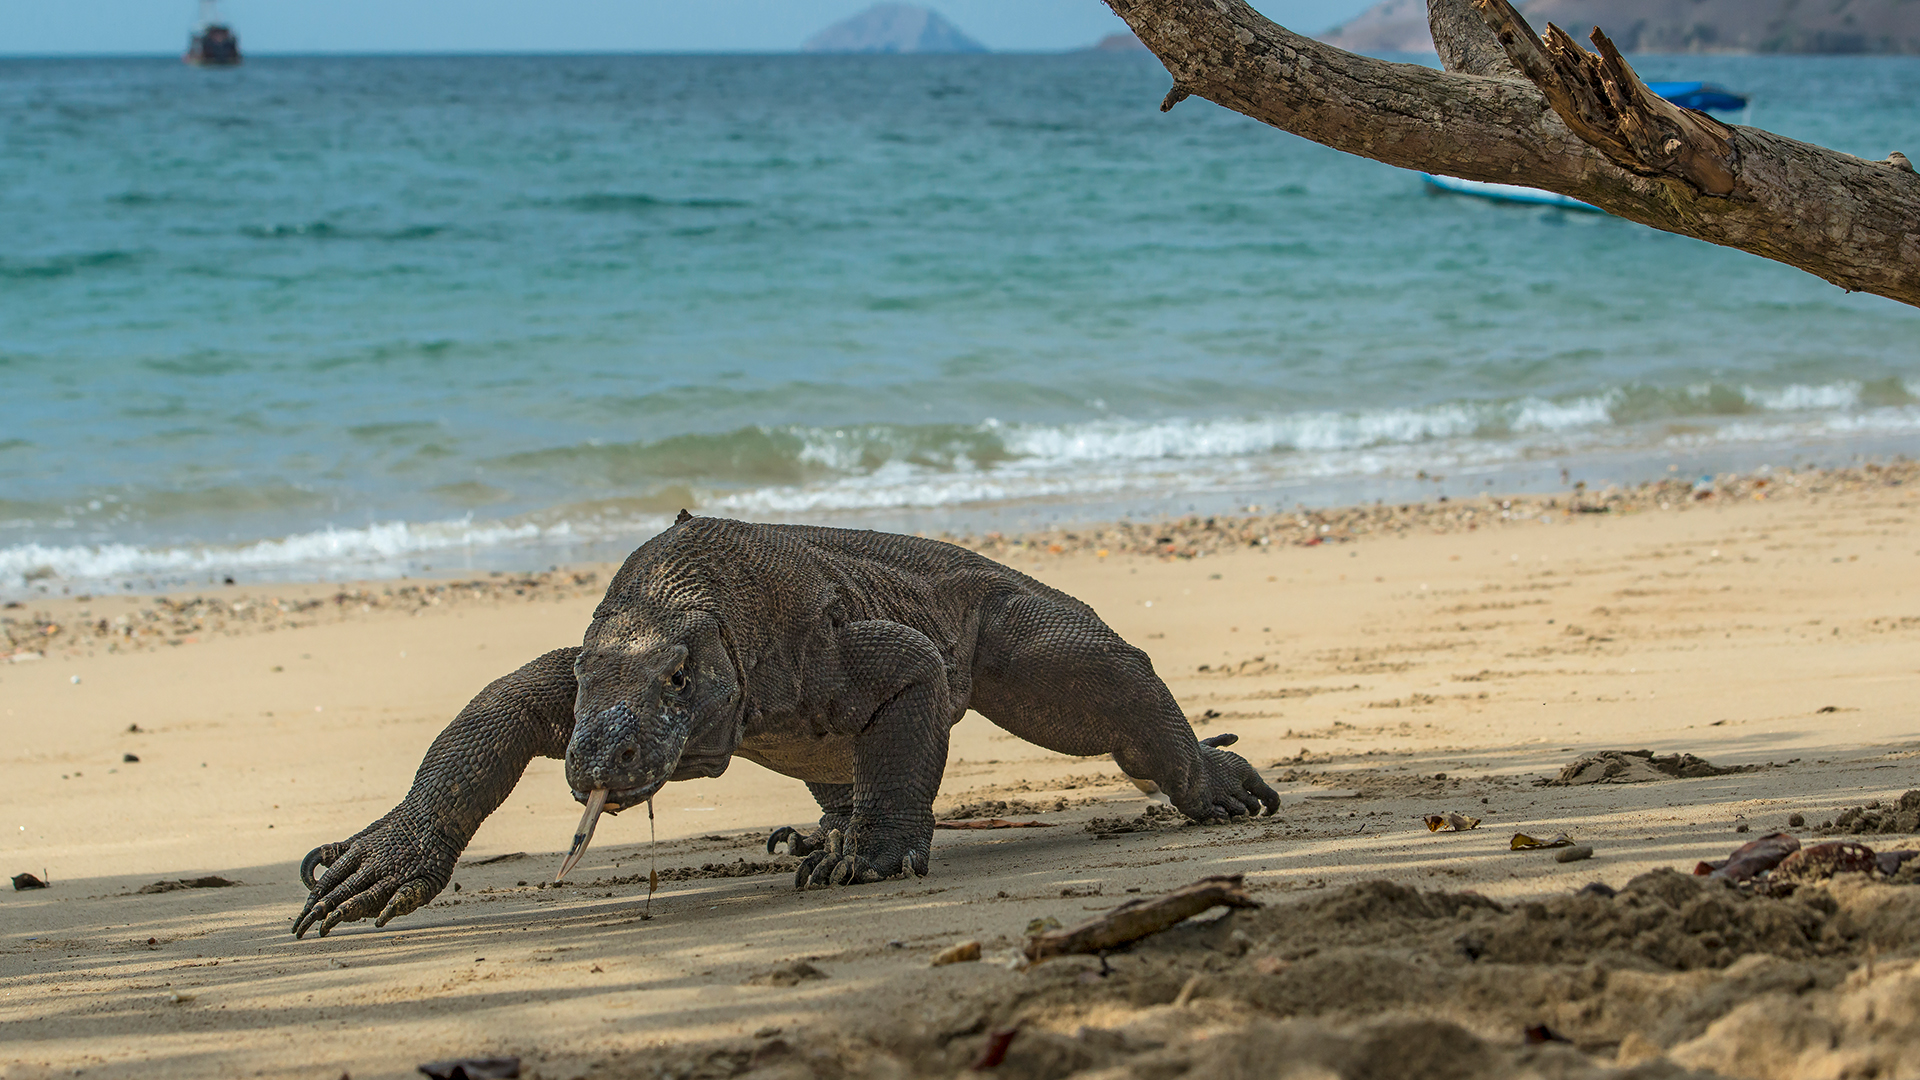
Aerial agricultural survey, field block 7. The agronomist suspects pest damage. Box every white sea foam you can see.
[11,390,1920,592]
[0,518,560,590]
[994,397,1606,464]
[1744,382,1862,411]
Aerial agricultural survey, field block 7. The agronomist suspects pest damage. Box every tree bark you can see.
[1106,0,1920,308]
[1426,0,1520,77]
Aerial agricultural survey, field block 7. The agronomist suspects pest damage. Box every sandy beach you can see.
[4,465,1920,1080]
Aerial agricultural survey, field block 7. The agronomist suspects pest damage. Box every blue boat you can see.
[1644,82,1748,113]
[1422,81,1748,210]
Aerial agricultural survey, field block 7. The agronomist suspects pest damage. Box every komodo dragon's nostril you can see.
[618,746,638,766]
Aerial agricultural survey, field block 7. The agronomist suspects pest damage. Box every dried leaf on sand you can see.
[1696,832,1801,882]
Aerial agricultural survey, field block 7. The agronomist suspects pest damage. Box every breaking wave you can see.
[7,380,1919,594]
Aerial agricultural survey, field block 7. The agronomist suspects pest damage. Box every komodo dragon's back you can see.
[604,514,1094,650]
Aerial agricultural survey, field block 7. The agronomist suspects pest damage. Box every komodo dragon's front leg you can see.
[791,620,953,887]
[294,647,578,938]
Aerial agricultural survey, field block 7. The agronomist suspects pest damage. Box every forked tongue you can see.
[556,787,610,881]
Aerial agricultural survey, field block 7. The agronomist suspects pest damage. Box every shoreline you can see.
[8,458,1913,662]
[6,438,1919,602]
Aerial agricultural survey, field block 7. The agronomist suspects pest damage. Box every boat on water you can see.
[184,0,241,66]
[1423,82,1748,211]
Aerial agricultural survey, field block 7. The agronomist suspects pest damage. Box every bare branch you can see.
[1473,0,1735,194]
[1103,0,1920,308]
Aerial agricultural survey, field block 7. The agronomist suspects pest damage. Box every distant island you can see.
[1321,0,1920,54]
[1085,31,1152,53]
[802,4,988,54]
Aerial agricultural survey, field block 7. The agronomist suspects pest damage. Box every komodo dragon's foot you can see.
[294,812,458,938]
[1171,743,1281,822]
[793,826,930,888]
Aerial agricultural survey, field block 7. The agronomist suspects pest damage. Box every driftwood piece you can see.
[1024,874,1259,962]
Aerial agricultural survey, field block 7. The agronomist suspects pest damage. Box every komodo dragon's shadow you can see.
[295,512,1277,938]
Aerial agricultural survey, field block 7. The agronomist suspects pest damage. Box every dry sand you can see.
[3,467,1919,1080]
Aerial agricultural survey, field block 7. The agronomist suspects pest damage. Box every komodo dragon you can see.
[294,513,1278,938]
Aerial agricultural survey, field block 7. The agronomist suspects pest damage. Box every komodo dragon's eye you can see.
[669,666,687,690]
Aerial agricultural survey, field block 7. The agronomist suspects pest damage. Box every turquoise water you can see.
[2,53,1917,592]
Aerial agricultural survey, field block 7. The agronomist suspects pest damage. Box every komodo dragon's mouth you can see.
[555,783,658,881]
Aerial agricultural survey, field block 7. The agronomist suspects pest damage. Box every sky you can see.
[3,1,1378,55]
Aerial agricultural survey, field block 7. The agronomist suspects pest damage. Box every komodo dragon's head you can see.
[557,545,744,879]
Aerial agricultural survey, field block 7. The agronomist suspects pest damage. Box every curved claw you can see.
[376,879,436,928]
[767,826,806,856]
[300,842,347,891]
[295,846,368,939]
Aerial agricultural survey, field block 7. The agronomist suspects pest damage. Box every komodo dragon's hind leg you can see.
[969,593,1278,821]
[766,782,853,857]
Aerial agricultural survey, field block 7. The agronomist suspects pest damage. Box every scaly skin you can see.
[296,514,1278,936]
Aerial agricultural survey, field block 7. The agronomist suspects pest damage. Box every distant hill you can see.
[802,4,988,54]
[1319,0,1439,55]
[1521,0,1920,54]
[1319,0,1920,54]
[1084,31,1152,53]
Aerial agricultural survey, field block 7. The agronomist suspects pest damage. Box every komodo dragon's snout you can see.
[558,621,743,878]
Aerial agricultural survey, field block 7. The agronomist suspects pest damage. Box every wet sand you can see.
[3,466,1918,1079]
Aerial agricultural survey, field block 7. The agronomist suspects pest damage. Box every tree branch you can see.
[1474,0,1735,194]
[1105,0,1920,308]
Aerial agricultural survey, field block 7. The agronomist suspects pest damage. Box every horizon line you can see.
[0,47,1168,60]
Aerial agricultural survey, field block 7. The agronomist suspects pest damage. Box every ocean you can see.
[2,51,1916,596]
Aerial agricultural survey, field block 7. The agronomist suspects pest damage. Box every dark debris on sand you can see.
[3,570,602,657]
[1815,791,1920,836]
[1084,803,1188,838]
[935,797,1082,821]
[1542,749,1766,787]
[942,460,1920,563]
[135,875,238,894]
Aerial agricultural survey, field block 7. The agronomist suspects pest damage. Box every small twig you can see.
[1024,875,1259,963]
[645,798,657,919]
